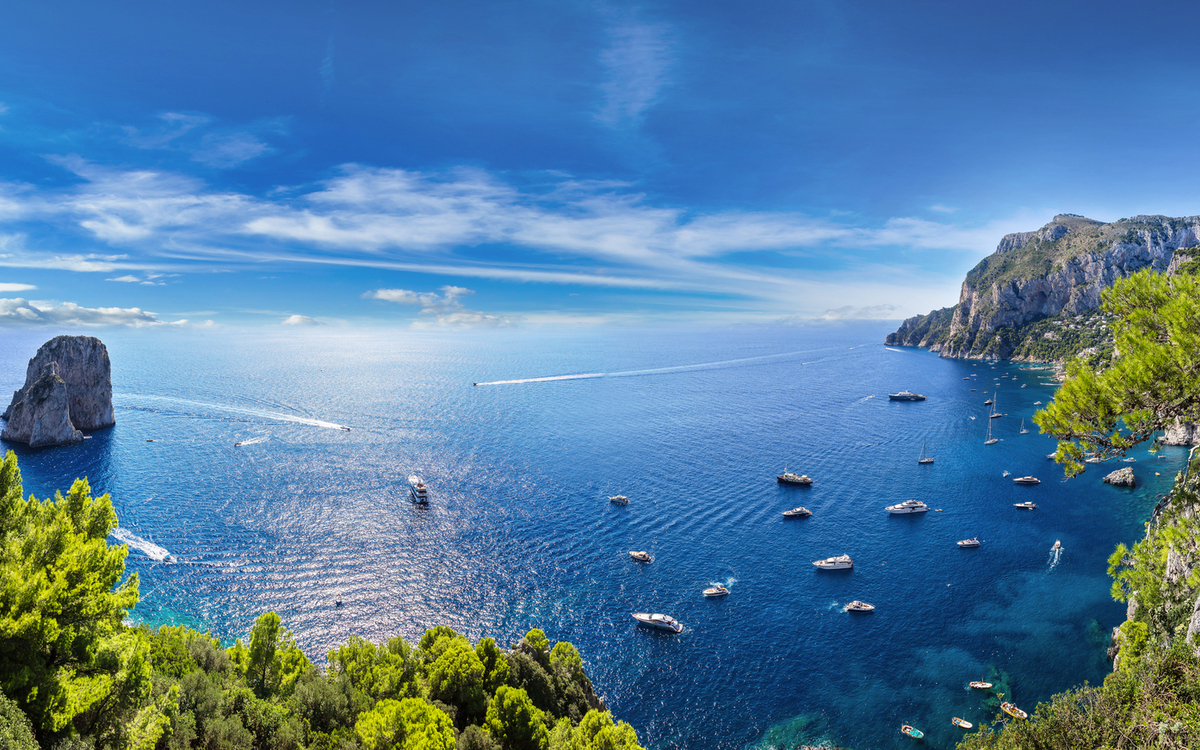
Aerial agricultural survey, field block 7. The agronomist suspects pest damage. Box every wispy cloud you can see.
[929,204,959,214]
[595,16,674,129]
[281,314,322,326]
[118,112,277,168]
[365,285,516,327]
[0,283,35,292]
[0,297,189,327]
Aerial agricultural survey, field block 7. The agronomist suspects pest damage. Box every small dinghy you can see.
[782,506,812,518]
[629,550,651,562]
[969,681,993,690]
[952,717,973,729]
[845,600,875,612]
[702,585,729,597]
[1001,702,1028,720]
[900,725,924,739]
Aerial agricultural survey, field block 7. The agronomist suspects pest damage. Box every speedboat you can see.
[1001,702,1028,720]
[777,468,814,485]
[813,555,853,570]
[970,681,993,690]
[957,537,980,548]
[782,506,812,518]
[609,495,630,505]
[886,499,929,514]
[703,585,729,597]
[952,718,973,729]
[888,390,926,401]
[1012,476,1040,485]
[631,612,682,633]
[900,725,924,739]
[1052,540,1062,550]
[408,474,429,504]
[1046,452,1057,459]
[1014,501,1037,509]
[629,550,652,562]
[845,600,875,612]
[984,399,993,405]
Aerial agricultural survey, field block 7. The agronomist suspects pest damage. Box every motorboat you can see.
[629,550,652,562]
[1046,452,1057,459]
[952,717,973,729]
[777,468,814,485]
[984,399,993,405]
[1052,540,1062,550]
[1001,702,1028,720]
[888,390,926,401]
[408,474,429,504]
[1014,501,1037,509]
[782,507,812,518]
[957,537,980,548]
[703,585,729,597]
[631,612,682,633]
[900,725,924,739]
[813,555,853,569]
[1012,476,1040,485]
[609,495,630,505]
[845,600,875,612]
[886,498,929,514]
[970,681,993,690]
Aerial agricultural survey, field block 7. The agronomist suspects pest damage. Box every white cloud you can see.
[0,298,186,327]
[192,132,273,168]
[596,17,674,129]
[815,304,900,320]
[281,314,322,326]
[930,204,959,214]
[107,275,141,283]
[0,283,35,292]
[365,285,514,328]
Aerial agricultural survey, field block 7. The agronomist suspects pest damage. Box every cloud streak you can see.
[365,285,516,327]
[0,297,188,327]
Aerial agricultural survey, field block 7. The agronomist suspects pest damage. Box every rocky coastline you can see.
[1,335,115,447]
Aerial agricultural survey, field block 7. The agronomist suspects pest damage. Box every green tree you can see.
[0,692,37,750]
[355,698,455,750]
[0,457,141,738]
[1035,269,1200,475]
[326,635,422,702]
[426,638,486,727]
[485,687,548,750]
[242,612,312,699]
[475,638,510,696]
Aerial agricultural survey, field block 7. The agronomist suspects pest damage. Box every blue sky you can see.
[1,0,1199,329]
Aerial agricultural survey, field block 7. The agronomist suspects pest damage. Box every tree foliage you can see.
[1035,269,1200,475]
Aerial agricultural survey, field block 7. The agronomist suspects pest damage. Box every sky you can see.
[1,0,1199,329]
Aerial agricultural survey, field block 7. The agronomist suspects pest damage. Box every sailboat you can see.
[989,392,1002,419]
[1020,418,1029,434]
[985,415,998,445]
[918,439,934,464]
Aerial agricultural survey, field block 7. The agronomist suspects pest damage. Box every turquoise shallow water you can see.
[0,324,1180,750]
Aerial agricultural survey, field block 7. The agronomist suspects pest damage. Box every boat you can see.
[1002,470,1011,477]
[888,390,926,401]
[408,474,429,504]
[970,681,993,689]
[1012,476,1040,485]
[989,393,1002,418]
[952,717,973,729]
[1001,702,1028,720]
[1052,539,1062,550]
[1046,452,1057,459]
[984,399,993,405]
[985,416,998,445]
[900,725,924,739]
[629,550,652,562]
[886,498,929,514]
[703,585,729,597]
[845,600,875,612]
[957,537,980,548]
[782,506,812,518]
[631,612,682,633]
[1020,419,1029,434]
[609,495,630,505]
[1014,501,1037,509]
[918,439,934,464]
[813,555,853,569]
[1034,400,1042,405]
[777,468,814,485]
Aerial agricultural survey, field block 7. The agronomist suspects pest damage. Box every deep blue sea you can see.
[0,324,1180,750]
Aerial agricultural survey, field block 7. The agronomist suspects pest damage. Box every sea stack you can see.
[1103,467,1136,488]
[1,335,115,447]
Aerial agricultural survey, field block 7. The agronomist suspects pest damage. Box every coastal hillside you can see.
[887,214,1200,361]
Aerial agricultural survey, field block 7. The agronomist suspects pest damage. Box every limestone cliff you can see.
[887,214,1200,360]
[1,335,114,446]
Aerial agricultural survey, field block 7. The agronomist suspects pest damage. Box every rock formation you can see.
[1159,419,1200,446]
[1103,467,1136,487]
[887,214,1200,360]
[1,335,114,447]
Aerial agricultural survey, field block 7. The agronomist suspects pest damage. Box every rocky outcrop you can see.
[887,214,1200,360]
[1,336,114,446]
[1103,467,1136,487]
[1159,419,1200,446]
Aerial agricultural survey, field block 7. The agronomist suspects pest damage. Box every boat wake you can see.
[473,348,821,386]
[1048,544,1063,571]
[710,576,737,590]
[110,527,172,562]
[884,347,905,353]
[119,394,349,431]
[234,436,269,447]
[854,395,876,403]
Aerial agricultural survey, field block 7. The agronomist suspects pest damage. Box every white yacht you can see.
[408,474,429,504]
[813,554,853,569]
[777,468,814,485]
[629,550,652,562]
[1014,501,1037,509]
[888,390,926,401]
[885,498,929,514]
[702,585,729,597]
[1012,476,1040,485]
[631,612,682,633]
[782,506,812,518]
[609,495,630,505]
[957,537,980,548]
[845,600,875,612]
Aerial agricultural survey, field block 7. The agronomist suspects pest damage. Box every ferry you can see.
[885,498,929,514]
[888,390,926,401]
[813,554,853,570]
[631,612,683,633]
[408,474,429,504]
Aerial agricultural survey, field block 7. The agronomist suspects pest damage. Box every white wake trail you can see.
[474,348,822,386]
[120,394,349,431]
[110,527,172,561]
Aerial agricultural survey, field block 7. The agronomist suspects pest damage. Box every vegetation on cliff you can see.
[0,451,642,750]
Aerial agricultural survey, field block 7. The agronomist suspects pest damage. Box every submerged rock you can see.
[1,335,114,447]
[1103,467,1136,487]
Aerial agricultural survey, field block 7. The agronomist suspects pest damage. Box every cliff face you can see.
[887,214,1200,359]
[1,336,114,446]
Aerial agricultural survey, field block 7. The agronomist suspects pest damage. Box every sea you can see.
[0,323,1179,750]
